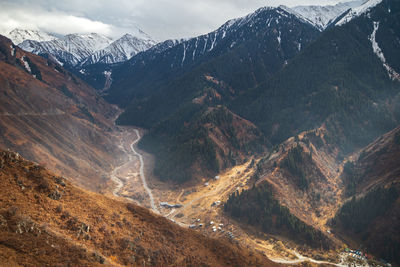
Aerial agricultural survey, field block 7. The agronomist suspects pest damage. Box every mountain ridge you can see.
[13,28,155,67]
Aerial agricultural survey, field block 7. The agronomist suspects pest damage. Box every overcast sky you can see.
[0,0,353,41]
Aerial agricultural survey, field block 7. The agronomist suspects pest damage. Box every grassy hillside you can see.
[0,149,277,266]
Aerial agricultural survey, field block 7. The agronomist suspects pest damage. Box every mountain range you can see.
[7,28,156,67]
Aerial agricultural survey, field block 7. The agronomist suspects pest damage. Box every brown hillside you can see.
[0,35,124,191]
[0,149,278,266]
[199,106,265,175]
[254,127,343,233]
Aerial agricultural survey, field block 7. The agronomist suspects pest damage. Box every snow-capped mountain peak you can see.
[61,33,113,53]
[14,26,157,67]
[80,32,156,66]
[292,0,368,30]
[7,28,57,45]
[335,0,383,26]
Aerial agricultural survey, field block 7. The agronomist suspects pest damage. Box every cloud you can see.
[0,2,114,37]
[0,0,353,41]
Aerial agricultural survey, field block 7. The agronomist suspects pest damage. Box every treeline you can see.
[331,186,399,263]
[280,145,311,190]
[224,184,331,249]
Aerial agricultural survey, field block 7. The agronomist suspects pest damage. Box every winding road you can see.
[111,128,159,214]
[270,251,346,266]
[130,129,159,213]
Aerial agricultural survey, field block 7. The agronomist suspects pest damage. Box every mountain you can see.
[232,0,400,147]
[107,6,320,107]
[331,125,400,264]
[75,39,179,91]
[107,6,321,183]
[0,35,125,191]
[15,27,156,68]
[80,32,156,66]
[220,0,399,262]
[292,0,368,30]
[335,0,384,26]
[0,149,277,266]
[6,28,57,45]
[19,33,113,66]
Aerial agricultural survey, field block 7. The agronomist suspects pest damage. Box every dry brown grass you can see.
[0,149,278,266]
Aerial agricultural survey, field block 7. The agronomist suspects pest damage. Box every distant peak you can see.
[7,28,57,45]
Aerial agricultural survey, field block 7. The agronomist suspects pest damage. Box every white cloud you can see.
[0,0,354,41]
[0,2,114,37]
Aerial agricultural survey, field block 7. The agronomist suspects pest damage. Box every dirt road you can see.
[110,128,159,214]
[130,129,159,213]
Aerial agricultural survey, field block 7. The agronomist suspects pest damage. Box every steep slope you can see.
[6,28,58,45]
[0,149,277,266]
[107,6,320,107]
[221,0,400,235]
[332,125,400,264]
[232,0,400,148]
[75,40,179,91]
[0,35,123,191]
[237,127,344,234]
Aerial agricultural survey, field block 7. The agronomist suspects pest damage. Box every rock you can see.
[77,222,91,240]
[48,190,61,200]
[54,177,66,187]
[93,252,105,264]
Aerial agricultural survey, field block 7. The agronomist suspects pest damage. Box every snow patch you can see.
[277,31,281,45]
[209,33,217,51]
[103,70,113,91]
[193,38,198,61]
[181,43,187,66]
[202,37,208,54]
[10,45,15,56]
[21,56,31,73]
[369,21,400,81]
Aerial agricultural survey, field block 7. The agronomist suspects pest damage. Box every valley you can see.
[106,125,349,265]
[1,0,400,265]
